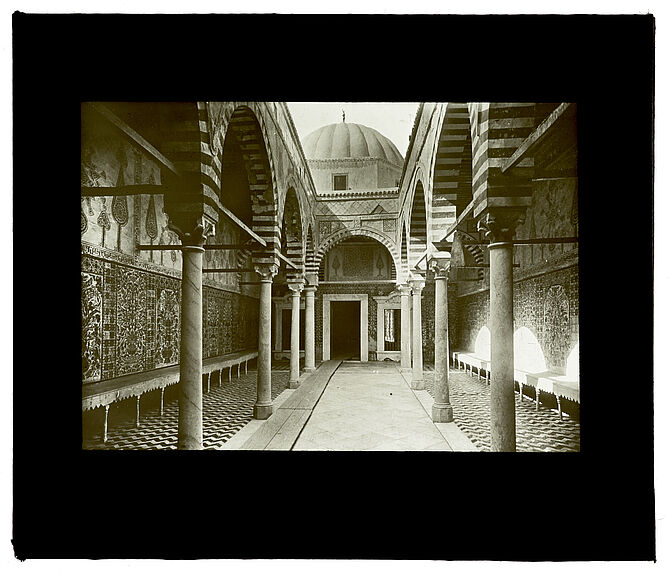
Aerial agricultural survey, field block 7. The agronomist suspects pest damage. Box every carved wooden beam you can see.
[462,237,579,246]
[218,204,267,248]
[277,250,299,270]
[501,103,574,173]
[453,264,520,268]
[81,184,167,197]
[86,102,181,177]
[203,269,256,273]
[136,244,251,251]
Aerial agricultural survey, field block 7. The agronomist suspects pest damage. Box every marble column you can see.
[304,285,316,371]
[398,284,412,369]
[430,256,453,422]
[254,265,277,419]
[409,275,426,390]
[172,223,206,450]
[478,210,524,452]
[288,282,304,388]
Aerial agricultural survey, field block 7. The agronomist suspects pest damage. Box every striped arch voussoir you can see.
[431,102,472,225]
[227,106,280,267]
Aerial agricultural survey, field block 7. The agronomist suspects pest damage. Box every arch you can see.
[304,224,316,278]
[222,105,280,268]
[399,223,409,282]
[278,172,304,223]
[513,326,547,373]
[315,227,401,277]
[408,178,428,271]
[430,102,473,229]
[281,187,304,280]
[318,235,397,283]
[566,342,579,379]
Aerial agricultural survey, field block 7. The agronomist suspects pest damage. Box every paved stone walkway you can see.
[423,368,580,452]
[82,367,291,450]
[292,362,469,451]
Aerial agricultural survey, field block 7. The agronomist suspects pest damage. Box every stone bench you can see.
[452,350,491,383]
[82,349,258,442]
[451,351,579,421]
[514,369,580,421]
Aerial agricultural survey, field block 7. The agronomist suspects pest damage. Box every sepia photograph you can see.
[80,101,580,452]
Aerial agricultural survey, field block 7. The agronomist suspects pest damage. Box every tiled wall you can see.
[81,254,258,384]
[454,263,579,372]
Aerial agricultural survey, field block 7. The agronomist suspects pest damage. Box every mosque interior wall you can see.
[455,262,579,374]
[82,249,260,384]
[81,185,258,385]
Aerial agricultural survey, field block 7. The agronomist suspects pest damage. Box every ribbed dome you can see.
[302,121,404,167]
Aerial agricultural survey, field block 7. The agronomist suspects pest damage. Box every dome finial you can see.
[342,109,345,123]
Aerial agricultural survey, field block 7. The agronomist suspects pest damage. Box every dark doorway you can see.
[330,301,361,360]
[281,308,305,351]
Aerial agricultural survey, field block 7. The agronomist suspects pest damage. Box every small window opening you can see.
[333,174,348,191]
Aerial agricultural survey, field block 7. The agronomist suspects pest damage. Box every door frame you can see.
[373,292,402,361]
[272,294,305,360]
[322,293,368,361]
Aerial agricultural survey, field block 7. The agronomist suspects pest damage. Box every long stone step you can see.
[278,360,341,411]
[240,360,341,450]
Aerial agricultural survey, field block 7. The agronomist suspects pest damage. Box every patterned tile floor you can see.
[83,360,579,452]
[82,363,293,450]
[422,366,581,452]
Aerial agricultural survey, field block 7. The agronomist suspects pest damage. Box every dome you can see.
[302,121,404,167]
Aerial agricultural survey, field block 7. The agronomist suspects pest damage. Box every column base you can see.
[303,367,316,372]
[411,378,425,390]
[177,437,203,450]
[289,380,300,389]
[253,403,274,420]
[432,403,454,423]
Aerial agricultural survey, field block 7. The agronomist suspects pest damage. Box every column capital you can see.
[168,217,214,248]
[304,273,319,288]
[254,264,279,282]
[397,283,412,296]
[303,285,317,294]
[409,274,425,293]
[287,281,304,294]
[476,208,526,244]
[428,253,451,279]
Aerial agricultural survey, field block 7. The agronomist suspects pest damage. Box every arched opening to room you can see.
[317,234,399,362]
